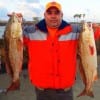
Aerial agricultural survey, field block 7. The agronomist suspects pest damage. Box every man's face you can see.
[44,7,63,28]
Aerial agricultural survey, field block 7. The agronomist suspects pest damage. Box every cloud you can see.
[26,0,39,3]
[0,0,43,21]
[10,2,42,20]
[0,0,100,22]
[0,7,8,20]
[0,2,4,7]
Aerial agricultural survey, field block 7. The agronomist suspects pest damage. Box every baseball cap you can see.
[45,1,62,11]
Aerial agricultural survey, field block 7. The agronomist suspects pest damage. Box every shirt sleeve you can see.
[71,23,82,33]
[23,25,35,46]
[94,27,100,40]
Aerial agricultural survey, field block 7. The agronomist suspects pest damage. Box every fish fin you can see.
[89,45,94,55]
[77,89,94,98]
[94,74,98,81]
[77,89,86,97]
[78,60,86,84]
[93,70,99,81]
[17,38,23,51]
[4,61,13,77]
[3,49,13,77]
[6,80,20,93]
[87,90,94,98]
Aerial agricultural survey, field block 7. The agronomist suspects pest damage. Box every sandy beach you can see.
[0,56,100,100]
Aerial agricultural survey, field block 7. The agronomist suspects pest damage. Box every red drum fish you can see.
[4,13,23,92]
[77,22,98,97]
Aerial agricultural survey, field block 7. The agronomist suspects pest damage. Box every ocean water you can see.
[0,26,5,38]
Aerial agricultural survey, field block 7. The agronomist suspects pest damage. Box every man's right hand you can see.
[7,12,23,23]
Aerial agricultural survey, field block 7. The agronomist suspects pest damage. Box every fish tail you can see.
[6,79,20,93]
[5,63,13,78]
[77,89,86,97]
[77,89,94,98]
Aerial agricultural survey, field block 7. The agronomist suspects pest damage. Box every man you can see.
[23,2,75,100]
[23,2,100,100]
[8,1,100,100]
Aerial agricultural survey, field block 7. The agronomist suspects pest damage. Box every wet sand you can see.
[0,56,100,100]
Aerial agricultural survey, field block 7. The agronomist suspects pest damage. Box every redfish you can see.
[77,22,98,97]
[4,13,23,92]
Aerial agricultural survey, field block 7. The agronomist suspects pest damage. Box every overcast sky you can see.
[0,0,100,22]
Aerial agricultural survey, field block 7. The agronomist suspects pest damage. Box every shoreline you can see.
[0,21,99,26]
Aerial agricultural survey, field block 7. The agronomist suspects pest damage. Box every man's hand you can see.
[7,12,23,23]
[92,23,100,32]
